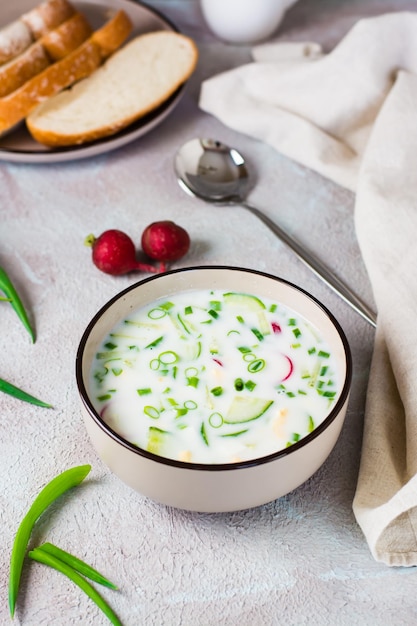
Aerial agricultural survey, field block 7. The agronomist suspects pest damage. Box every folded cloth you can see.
[199,12,417,566]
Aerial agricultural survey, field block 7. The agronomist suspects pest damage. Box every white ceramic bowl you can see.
[76,266,352,512]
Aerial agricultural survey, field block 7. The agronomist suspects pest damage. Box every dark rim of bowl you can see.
[76,265,353,472]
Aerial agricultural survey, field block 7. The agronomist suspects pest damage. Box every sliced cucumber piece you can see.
[224,396,273,424]
[147,426,170,455]
[223,292,266,311]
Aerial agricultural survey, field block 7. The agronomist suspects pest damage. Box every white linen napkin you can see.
[199,12,417,566]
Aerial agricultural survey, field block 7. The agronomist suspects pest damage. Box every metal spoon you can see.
[174,138,376,328]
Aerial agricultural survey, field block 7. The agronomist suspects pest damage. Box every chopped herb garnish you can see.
[210,386,223,396]
[137,388,152,396]
[144,406,160,419]
[318,350,330,358]
[201,423,209,446]
[234,378,244,391]
[145,336,164,349]
[247,359,265,373]
[251,328,264,341]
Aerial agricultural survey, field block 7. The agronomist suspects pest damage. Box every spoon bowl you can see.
[174,137,376,328]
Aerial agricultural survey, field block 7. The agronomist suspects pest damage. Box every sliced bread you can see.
[27,31,198,146]
[0,10,132,135]
[0,0,76,67]
[21,0,75,40]
[0,13,92,98]
[0,20,33,66]
[41,12,92,61]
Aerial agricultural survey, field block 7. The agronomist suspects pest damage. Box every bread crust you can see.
[0,42,50,98]
[41,12,92,61]
[0,10,132,135]
[0,13,93,99]
[0,20,33,66]
[27,32,198,146]
[22,0,75,39]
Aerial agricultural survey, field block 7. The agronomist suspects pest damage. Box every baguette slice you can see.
[27,31,198,147]
[0,13,92,98]
[0,20,33,66]
[0,41,49,98]
[0,10,132,135]
[0,0,76,66]
[21,0,75,40]
[41,12,92,61]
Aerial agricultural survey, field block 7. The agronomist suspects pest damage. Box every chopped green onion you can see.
[251,328,264,341]
[308,416,315,432]
[247,359,265,373]
[28,547,122,626]
[104,342,117,350]
[292,328,302,339]
[292,433,301,442]
[184,306,193,315]
[144,406,160,419]
[234,378,244,391]
[145,336,164,349]
[0,377,52,408]
[209,413,223,428]
[9,465,91,618]
[318,390,337,398]
[97,394,111,402]
[318,350,330,358]
[112,368,123,376]
[210,386,223,396]
[244,380,256,392]
[208,309,219,319]
[137,388,152,396]
[0,267,35,342]
[308,347,316,355]
[201,423,209,446]
[238,346,251,354]
[209,300,222,311]
[288,318,297,326]
[159,351,179,365]
[187,376,199,388]
[236,315,244,324]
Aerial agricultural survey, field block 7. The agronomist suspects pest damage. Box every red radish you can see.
[141,221,190,271]
[85,230,158,276]
[282,355,294,381]
[271,322,282,334]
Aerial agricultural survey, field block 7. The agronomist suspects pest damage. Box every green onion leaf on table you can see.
[35,542,118,589]
[0,376,52,407]
[29,547,122,626]
[0,266,35,342]
[9,465,91,618]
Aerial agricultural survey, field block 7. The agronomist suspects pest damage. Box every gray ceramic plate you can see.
[0,0,184,163]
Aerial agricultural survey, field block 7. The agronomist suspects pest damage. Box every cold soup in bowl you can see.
[76,266,352,512]
[89,289,339,464]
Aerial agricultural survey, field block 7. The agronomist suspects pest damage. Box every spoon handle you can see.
[242,201,377,328]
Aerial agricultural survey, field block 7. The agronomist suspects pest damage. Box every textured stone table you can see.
[1,1,416,624]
